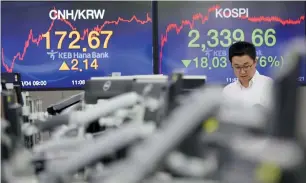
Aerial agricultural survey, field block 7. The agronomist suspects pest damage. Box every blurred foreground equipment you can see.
[1,38,306,183]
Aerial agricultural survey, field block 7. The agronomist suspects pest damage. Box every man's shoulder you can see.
[258,74,273,85]
[223,82,237,93]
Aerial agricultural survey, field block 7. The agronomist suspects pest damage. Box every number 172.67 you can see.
[42,30,113,50]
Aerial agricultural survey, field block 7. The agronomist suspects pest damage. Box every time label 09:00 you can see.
[22,80,47,87]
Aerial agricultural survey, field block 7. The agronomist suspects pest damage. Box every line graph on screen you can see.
[159,4,305,73]
[1,8,152,73]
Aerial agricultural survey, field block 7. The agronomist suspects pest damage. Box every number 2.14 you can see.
[70,59,99,70]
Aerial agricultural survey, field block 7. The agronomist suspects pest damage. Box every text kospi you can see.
[215,8,249,18]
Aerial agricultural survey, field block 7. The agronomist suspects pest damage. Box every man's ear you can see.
[254,57,258,66]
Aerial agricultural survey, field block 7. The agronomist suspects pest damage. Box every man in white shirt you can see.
[223,41,274,110]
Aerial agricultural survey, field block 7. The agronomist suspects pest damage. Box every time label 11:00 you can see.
[72,80,86,86]
[42,30,113,50]
[188,28,276,49]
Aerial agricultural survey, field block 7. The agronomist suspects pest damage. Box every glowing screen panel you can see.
[158,2,305,84]
[1,2,153,89]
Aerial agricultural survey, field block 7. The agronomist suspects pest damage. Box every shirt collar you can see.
[236,70,260,88]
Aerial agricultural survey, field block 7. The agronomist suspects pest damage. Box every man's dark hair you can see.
[229,41,256,63]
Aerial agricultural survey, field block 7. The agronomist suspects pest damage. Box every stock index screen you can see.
[1,2,153,89]
[158,2,306,84]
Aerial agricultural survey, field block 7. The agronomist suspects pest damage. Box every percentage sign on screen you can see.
[268,56,280,67]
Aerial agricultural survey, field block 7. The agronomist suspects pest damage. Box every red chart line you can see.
[159,4,305,73]
[2,11,152,73]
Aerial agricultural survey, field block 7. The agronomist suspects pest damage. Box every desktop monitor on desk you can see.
[85,75,168,104]
[182,75,206,93]
[84,77,135,104]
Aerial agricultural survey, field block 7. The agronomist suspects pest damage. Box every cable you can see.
[145,179,218,183]
[30,92,141,132]
[61,102,82,114]
[46,122,155,178]
[100,86,223,183]
[165,151,217,178]
[66,92,140,126]
[230,134,303,169]
[50,124,88,140]
[217,103,267,129]
[33,138,90,154]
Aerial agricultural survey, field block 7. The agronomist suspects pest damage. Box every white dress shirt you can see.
[222,71,274,110]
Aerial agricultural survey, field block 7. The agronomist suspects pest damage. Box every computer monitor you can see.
[90,74,166,81]
[84,77,135,104]
[182,75,206,93]
[85,75,169,104]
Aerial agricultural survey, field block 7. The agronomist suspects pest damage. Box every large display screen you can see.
[158,2,305,85]
[1,2,153,89]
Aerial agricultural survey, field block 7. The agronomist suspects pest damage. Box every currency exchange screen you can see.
[158,2,305,84]
[1,2,153,89]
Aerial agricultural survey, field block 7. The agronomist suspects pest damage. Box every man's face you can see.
[231,55,256,82]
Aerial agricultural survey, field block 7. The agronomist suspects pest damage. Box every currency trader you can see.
[222,41,274,109]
